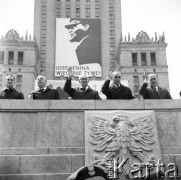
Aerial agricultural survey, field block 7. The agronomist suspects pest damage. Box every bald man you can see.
[28,75,60,100]
[139,73,172,99]
[101,70,134,99]
[63,67,101,99]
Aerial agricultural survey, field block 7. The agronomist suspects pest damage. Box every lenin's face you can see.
[65,20,89,42]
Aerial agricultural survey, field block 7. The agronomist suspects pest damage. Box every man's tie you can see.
[152,87,158,94]
[38,89,44,93]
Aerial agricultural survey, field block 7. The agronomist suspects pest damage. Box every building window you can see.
[42,0,47,4]
[134,85,139,92]
[141,53,147,66]
[109,7,113,12]
[41,45,46,51]
[17,75,22,83]
[133,76,139,83]
[42,30,46,34]
[95,15,99,19]
[56,8,61,13]
[86,8,90,14]
[76,0,80,6]
[18,52,24,65]
[111,62,115,68]
[110,54,115,60]
[40,70,45,76]
[8,51,14,65]
[66,0,70,5]
[110,38,114,46]
[110,0,114,5]
[151,53,156,66]
[41,53,46,59]
[42,21,46,27]
[109,14,114,20]
[42,6,46,11]
[86,0,90,6]
[42,13,46,19]
[110,46,115,52]
[41,37,46,43]
[110,22,114,28]
[95,8,99,14]
[76,8,80,14]
[132,53,137,66]
[110,30,114,37]
[0,51,4,64]
[57,0,61,5]
[66,8,70,17]
[95,0,99,6]
[16,85,22,92]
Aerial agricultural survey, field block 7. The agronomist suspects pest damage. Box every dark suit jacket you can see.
[139,82,172,99]
[0,88,24,99]
[63,78,101,100]
[101,80,134,99]
[76,35,101,65]
[30,87,60,100]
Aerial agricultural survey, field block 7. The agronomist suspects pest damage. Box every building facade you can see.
[34,0,122,79]
[33,0,170,98]
[0,29,39,98]
[119,31,170,98]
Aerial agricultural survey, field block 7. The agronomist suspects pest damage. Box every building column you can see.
[14,51,18,65]
[137,51,141,66]
[4,50,8,65]
[146,51,150,66]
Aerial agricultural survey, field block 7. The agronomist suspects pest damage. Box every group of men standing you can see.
[0,68,172,100]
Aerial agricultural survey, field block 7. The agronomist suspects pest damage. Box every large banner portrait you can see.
[55,18,102,77]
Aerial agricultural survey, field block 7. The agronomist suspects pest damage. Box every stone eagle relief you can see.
[85,111,162,178]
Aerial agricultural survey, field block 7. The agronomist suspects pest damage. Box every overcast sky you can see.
[0,0,180,98]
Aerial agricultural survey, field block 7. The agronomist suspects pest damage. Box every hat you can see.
[65,20,81,29]
[67,165,108,180]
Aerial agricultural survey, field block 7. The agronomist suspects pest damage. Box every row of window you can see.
[41,1,47,63]
[109,0,115,62]
[0,51,24,65]
[56,0,100,18]
[132,52,156,66]
[62,0,99,6]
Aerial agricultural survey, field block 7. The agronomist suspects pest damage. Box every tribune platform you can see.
[0,100,180,180]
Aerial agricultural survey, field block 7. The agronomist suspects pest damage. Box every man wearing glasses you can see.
[0,74,24,99]
[63,67,101,100]
[139,73,172,99]
[101,70,134,99]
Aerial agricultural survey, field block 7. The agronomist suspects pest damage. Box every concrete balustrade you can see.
[0,100,180,180]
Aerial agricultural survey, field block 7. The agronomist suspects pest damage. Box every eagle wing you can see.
[89,116,116,152]
[129,115,155,152]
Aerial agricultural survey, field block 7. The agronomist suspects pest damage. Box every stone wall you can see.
[0,100,180,180]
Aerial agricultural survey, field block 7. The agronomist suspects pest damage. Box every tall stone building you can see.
[33,0,170,97]
[0,29,39,98]
[34,0,122,79]
[119,31,169,98]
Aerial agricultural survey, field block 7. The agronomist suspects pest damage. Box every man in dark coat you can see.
[101,70,134,100]
[28,75,60,100]
[0,74,24,99]
[139,73,172,99]
[63,67,101,100]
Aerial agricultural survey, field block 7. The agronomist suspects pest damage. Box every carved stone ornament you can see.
[85,110,162,179]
